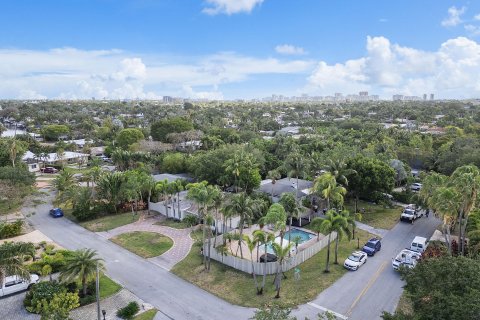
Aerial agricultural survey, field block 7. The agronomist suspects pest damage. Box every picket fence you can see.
[207,232,337,275]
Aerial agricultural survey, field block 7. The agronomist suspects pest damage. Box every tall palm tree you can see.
[322,158,356,187]
[312,173,346,210]
[141,175,156,216]
[279,192,304,244]
[263,203,287,246]
[332,212,351,264]
[0,242,35,287]
[186,182,216,270]
[431,187,460,255]
[284,150,306,202]
[53,171,76,194]
[223,193,257,258]
[252,230,275,295]
[271,242,293,299]
[9,138,18,167]
[320,211,345,272]
[244,235,260,294]
[266,169,281,202]
[310,217,324,241]
[60,248,104,296]
[173,179,185,220]
[155,179,170,218]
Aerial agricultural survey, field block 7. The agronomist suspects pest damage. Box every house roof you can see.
[258,177,314,200]
[152,173,193,183]
[22,151,89,162]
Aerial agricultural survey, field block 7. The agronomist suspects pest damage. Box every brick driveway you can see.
[0,292,39,320]
[98,217,194,270]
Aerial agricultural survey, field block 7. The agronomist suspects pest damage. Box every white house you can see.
[22,151,89,172]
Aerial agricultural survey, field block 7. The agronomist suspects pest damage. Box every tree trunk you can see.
[202,219,207,268]
[238,224,244,259]
[354,195,359,214]
[147,192,151,216]
[260,243,267,294]
[177,192,181,219]
[334,235,339,264]
[444,224,452,255]
[325,233,332,273]
[251,261,259,294]
[274,262,282,298]
[82,275,87,296]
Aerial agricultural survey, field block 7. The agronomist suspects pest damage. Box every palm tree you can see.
[252,230,275,295]
[97,171,125,213]
[173,179,185,220]
[279,193,304,241]
[53,171,76,194]
[319,211,345,272]
[322,158,355,187]
[332,212,351,264]
[271,242,293,298]
[0,242,35,287]
[223,193,257,259]
[224,152,242,193]
[155,179,170,218]
[60,248,104,296]
[310,217,323,241]
[430,187,459,255]
[9,139,18,167]
[141,175,156,216]
[312,173,346,210]
[263,203,287,246]
[186,182,216,270]
[284,150,306,202]
[266,169,281,202]
[244,235,260,294]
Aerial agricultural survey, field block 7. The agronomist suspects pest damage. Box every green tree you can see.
[284,150,306,202]
[319,211,345,272]
[266,169,281,202]
[279,192,304,243]
[39,291,80,320]
[151,117,193,142]
[252,230,275,295]
[97,171,125,213]
[244,235,260,294]
[115,128,144,150]
[312,173,346,210]
[60,248,104,297]
[41,125,70,141]
[271,242,293,298]
[0,242,35,287]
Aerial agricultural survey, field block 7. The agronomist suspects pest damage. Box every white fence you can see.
[207,232,337,275]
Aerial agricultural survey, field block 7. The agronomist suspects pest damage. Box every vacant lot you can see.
[111,231,173,258]
[345,199,402,230]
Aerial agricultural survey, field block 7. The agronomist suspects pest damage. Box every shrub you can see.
[0,220,23,239]
[391,190,413,204]
[117,301,140,319]
[24,281,67,313]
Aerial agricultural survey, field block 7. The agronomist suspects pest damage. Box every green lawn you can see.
[345,199,402,230]
[99,274,122,299]
[134,309,158,320]
[111,231,173,258]
[154,218,192,229]
[172,229,373,308]
[80,212,140,232]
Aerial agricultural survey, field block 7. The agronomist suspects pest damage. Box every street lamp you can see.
[102,309,106,320]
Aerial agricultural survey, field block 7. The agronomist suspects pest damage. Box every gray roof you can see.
[258,177,313,201]
[152,173,193,183]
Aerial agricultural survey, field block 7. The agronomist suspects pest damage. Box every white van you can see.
[410,236,428,253]
[0,274,39,297]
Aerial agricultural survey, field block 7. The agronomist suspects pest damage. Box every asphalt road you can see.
[292,212,441,320]
[26,191,441,320]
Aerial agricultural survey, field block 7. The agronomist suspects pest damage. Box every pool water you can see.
[265,228,315,255]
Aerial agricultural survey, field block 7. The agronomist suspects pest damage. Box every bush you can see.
[0,166,35,185]
[391,190,413,204]
[117,301,140,319]
[24,281,67,313]
[0,219,23,239]
[29,249,76,273]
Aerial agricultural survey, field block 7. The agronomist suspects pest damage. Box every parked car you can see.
[40,167,58,174]
[0,274,39,297]
[392,249,421,271]
[362,238,382,256]
[49,208,64,218]
[400,205,423,223]
[410,183,423,192]
[410,236,428,253]
[344,251,368,271]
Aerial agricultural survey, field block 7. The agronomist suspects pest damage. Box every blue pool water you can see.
[265,228,315,255]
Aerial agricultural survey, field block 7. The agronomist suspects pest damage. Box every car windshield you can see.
[365,242,376,248]
[404,209,414,215]
[348,255,361,262]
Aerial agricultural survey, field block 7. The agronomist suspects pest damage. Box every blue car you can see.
[49,208,64,218]
[362,238,381,256]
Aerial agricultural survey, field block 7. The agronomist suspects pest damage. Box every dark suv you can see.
[362,238,382,256]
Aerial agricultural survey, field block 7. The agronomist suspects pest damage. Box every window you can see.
[4,279,22,287]
[31,164,37,169]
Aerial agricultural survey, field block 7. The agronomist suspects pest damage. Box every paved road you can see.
[26,191,254,320]
[292,213,441,320]
[26,191,440,320]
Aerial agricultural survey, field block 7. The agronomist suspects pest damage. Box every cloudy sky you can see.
[1,0,480,100]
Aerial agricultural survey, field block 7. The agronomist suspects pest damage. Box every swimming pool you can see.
[265,228,315,255]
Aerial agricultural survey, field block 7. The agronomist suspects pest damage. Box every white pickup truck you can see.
[0,274,39,297]
[400,204,423,223]
[392,249,422,271]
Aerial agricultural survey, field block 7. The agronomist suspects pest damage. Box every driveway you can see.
[292,213,441,320]
[25,190,440,320]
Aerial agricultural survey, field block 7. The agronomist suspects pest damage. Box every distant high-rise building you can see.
[423,94,427,101]
[430,94,434,101]
[359,91,368,96]
[163,96,173,103]
[392,95,404,101]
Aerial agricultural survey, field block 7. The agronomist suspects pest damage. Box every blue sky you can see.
[1,0,480,99]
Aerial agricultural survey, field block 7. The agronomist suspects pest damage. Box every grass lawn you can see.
[172,229,373,308]
[111,231,173,258]
[395,291,413,316]
[154,217,192,229]
[80,212,140,232]
[134,309,158,320]
[345,199,402,230]
[99,274,122,299]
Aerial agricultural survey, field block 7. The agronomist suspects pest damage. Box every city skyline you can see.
[1,1,480,100]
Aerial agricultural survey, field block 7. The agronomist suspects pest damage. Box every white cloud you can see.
[475,14,480,21]
[442,6,466,27]
[465,24,480,36]
[306,36,480,98]
[275,44,307,55]
[0,47,312,99]
[202,0,263,15]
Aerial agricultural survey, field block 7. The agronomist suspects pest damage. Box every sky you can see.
[1,0,480,100]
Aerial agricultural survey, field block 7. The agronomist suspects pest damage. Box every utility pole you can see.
[96,262,101,320]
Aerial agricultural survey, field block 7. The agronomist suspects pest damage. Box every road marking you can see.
[307,302,348,320]
[346,261,387,317]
